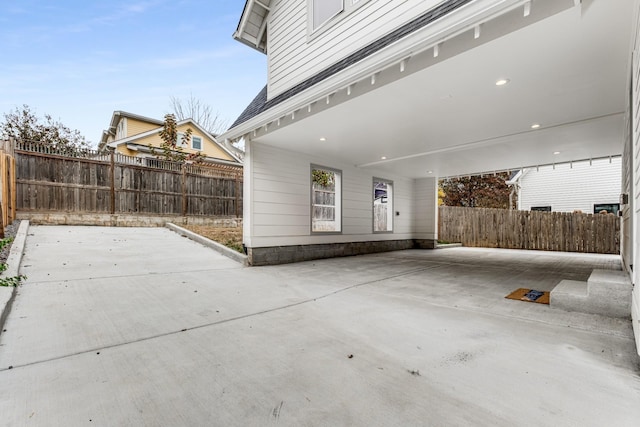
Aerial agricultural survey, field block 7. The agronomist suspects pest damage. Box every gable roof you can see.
[229,0,473,130]
[107,118,242,164]
[102,111,163,140]
[234,0,272,53]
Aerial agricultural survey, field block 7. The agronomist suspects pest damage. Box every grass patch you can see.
[181,226,244,253]
[0,237,26,287]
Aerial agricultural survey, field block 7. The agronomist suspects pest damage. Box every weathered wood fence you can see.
[438,206,620,254]
[0,140,17,231]
[15,141,242,217]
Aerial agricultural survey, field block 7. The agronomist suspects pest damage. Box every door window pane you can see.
[374,179,393,232]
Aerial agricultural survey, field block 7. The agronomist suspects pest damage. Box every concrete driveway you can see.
[0,225,638,426]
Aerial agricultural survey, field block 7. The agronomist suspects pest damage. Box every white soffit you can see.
[252,0,633,178]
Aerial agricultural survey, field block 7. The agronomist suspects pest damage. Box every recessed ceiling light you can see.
[495,78,510,86]
[428,170,433,174]
[553,151,560,155]
[381,156,387,160]
[319,137,326,141]
[531,123,540,129]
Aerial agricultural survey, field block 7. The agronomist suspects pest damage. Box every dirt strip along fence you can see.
[15,140,243,218]
[438,206,620,254]
[0,140,17,234]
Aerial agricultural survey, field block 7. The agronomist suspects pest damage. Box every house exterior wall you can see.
[625,0,640,353]
[125,117,159,137]
[115,123,236,161]
[414,177,438,243]
[242,141,436,263]
[115,145,137,156]
[518,157,621,213]
[267,0,444,98]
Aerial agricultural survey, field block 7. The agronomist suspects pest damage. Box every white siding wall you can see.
[244,141,422,248]
[518,158,621,213]
[267,0,445,98]
[630,0,640,354]
[414,177,438,240]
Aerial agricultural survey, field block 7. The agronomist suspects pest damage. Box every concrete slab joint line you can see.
[165,222,248,266]
[0,220,30,338]
[0,262,444,373]
[1,228,637,424]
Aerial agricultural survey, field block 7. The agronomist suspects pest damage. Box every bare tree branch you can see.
[170,94,228,136]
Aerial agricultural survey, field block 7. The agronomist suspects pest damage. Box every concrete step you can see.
[587,269,632,298]
[550,280,588,313]
[550,270,632,319]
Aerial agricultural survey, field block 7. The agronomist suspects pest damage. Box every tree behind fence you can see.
[15,141,242,217]
[438,206,619,254]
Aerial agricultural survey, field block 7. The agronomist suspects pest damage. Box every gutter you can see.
[221,0,566,143]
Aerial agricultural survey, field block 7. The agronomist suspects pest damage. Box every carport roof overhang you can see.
[222,0,634,179]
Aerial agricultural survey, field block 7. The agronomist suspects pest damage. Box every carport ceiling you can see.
[255,0,632,178]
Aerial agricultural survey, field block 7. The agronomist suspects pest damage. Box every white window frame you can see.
[312,0,343,30]
[176,132,187,148]
[373,178,393,233]
[311,165,342,234]
[116,118,127,140]
[191,136,202,151]
[308,0,370,35]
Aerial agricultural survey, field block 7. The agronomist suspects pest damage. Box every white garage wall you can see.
[518,157,621,213]
[243,141,434,248]
[414,177,438,241]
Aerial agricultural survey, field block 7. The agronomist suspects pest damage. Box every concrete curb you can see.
[436,243,463,249]
[166,223,248,266]
[0,220,30,337]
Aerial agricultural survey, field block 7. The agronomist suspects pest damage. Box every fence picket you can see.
[438,206,619,255]
[14,143,243,218]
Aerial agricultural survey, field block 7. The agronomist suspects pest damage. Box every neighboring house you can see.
[221,0,631,267]
[509,157,622,214]
[99,111,242,167]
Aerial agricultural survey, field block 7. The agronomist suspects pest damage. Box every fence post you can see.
[182,165,187,216]
[110,152,116,214]
[0,154,7,228]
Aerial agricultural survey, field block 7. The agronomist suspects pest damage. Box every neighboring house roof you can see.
[100,110,164,146]
[230,0,473,130]
[106,117,242,165]
[506,170,523,185]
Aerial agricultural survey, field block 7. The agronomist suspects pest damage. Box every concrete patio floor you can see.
[0,225,638,426]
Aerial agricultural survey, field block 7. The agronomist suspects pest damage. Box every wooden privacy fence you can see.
[15,141,242,217]
[438,206,620,254]
[0,140,17,231]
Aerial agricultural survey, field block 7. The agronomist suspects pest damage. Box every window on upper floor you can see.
[311,0,370,32]
[313,0,343,30]
[116,119,126,139]
[192,136,202,151]
[176,132,188,148]
[311,165,342,233]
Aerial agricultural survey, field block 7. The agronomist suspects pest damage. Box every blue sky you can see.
[0,0,266,146]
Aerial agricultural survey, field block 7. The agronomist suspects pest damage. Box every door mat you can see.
[505,288,550,304]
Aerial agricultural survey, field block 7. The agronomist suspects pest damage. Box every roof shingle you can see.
[229,0,473,130]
